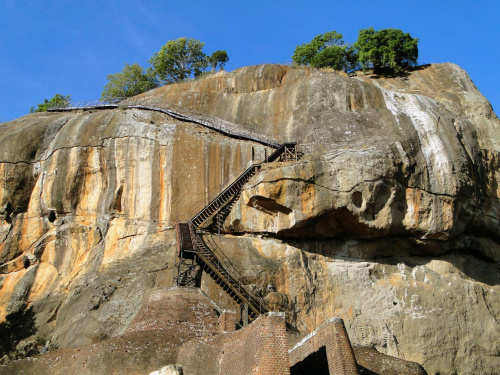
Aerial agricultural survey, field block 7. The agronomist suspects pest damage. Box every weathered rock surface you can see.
[149,365,183,375]
[0,63,499,374]
[353,346,427,375]
[0,287,219,374]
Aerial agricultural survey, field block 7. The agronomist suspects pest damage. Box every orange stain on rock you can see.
[159,151,166,223]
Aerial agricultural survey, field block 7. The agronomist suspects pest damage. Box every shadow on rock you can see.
[0,306,38,361]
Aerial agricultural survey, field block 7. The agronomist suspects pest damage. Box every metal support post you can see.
[218,210,221,239]
[243,303,249,326]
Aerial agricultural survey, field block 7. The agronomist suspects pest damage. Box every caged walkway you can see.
[48,98,282,148]
[48,98,301,325]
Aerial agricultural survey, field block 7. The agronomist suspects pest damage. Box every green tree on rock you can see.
[355,27,419,73]
[101,63,158,100]
[148,37,208,84]
[292,31,358,72]
[30,94,71,112]
[208,50,229,73]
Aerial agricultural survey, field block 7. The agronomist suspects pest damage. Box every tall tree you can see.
[355,28,419,73]
[30,94,71,112]
[292,31,358,72]
[148,37,208,84]
[101,63,158,100]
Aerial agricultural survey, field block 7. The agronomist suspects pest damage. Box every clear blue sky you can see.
[1,0,499,122]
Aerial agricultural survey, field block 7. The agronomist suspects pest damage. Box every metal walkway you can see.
[49,100,281,148]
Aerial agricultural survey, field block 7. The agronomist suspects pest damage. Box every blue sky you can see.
[1,0,499,122]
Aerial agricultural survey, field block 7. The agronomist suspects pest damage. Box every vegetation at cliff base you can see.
[30,93,71,112]
[0,306,38,360]
[101,38,229,99]
[292,27,418,74]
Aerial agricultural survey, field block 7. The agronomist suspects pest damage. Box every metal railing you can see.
[172,143,297,322]
[189,163,258,228]
[190,223,268,317]
[187,143,294,228]
[47,98,124,110]
[48,97,291,227]
[48,97,285,148]
[181,159,254,223]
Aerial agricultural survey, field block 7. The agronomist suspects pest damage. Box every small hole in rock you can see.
[4,202,13,224]
[48,210,57,223]
[352,192,363,208]
[23,256,30,269]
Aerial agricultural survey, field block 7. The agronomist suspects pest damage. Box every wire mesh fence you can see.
[48,96,286,147]
[47,98,125,110]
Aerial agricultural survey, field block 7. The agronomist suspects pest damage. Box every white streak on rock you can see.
[379,88,454,194]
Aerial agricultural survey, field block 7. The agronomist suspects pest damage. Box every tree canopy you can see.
[148,37,208,84]
[101,38,229,100]
[208,50,229,73]
[101,63,158,100]
[355,28,418,73]
[292,31,352,71]
[292,28,419,74]
[292,31,360,72]
[30,94,71,112]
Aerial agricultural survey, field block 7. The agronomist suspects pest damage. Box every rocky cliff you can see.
[0,63,499,374]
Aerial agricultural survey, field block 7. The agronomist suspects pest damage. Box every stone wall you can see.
[218,310,238,332]
[125,287,221,337]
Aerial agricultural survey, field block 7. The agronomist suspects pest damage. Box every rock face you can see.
[0,63,499,374]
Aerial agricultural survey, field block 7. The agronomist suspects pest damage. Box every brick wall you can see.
[122,287,357,375]
[179,312,290,375]
[219,312,290,375]
[3,285,360,375]
[289,317,359,375]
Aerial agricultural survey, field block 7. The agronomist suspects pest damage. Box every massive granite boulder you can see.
[0,63,499,374]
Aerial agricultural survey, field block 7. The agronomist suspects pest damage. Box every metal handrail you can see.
[182,159,253,222]
[124,96,284,145]
[48,97,286,148]
[203,234,270,315]
[46,97,301,325]
[189,164,257,227]
[182,144,296,315]
[188,142,293,228]
[190,223,269,315]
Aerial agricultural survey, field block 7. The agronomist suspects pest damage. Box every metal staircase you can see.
[174,142,299,322]
[173,222,198,287]
[190,142,299,229]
